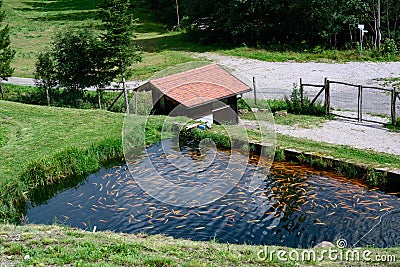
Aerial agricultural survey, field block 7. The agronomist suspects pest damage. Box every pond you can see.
[26,139,400,248]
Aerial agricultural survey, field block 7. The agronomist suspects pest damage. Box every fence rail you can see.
[300,78,398,125]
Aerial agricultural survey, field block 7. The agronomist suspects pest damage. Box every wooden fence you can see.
[300,78,398,125]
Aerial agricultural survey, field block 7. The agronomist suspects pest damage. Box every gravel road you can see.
[198,53,400,117]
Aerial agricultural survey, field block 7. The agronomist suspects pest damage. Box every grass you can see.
[1,224,399,266]
[384,118,400,132]
[222,46,400,63]
[278,134,400,169]
[0,100,174,222]
[240,112,328,128]
[238,98,328,128]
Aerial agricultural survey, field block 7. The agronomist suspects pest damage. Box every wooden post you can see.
[253,77,257,105]
[123,78,130,114]
[391,87,397,125]
[135,91,138,114]
[97,89,102,110]
[324,78,330,115]
[0,79,4,99]
[45,87,51,106]
[358,85,363,122]
[300,78,304,109]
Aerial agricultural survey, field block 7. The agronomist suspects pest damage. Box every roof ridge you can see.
[150,63,218,82]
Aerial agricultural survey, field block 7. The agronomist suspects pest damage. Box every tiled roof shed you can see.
[149,64,251,108]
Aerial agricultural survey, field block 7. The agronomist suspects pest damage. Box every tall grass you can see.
[21,138,122,190]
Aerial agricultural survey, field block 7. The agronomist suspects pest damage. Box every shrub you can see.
[284,84,326,116]
[381,38,398,56]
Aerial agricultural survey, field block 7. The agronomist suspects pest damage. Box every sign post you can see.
[358,24,368,57]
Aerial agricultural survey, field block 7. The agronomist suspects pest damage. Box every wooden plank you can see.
[301,83,324,88]
[329,80,359,88]
[310,86,326,107]
[363,86,392,92]
[107,91,124,111]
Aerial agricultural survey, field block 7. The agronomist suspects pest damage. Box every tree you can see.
[34,29,111,107]
[0,0,15,99]
[34,51,57,106]
[99,0,141,82]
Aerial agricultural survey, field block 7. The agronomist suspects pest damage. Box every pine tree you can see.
[99,0,141,82]
[0,0,15,99]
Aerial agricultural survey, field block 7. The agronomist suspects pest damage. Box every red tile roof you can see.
[150,64,251,108]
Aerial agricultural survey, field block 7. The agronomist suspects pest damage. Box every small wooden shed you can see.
[138,64,251,124]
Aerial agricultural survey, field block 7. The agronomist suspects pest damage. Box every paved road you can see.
[4,77,36,87]
[3,77,145,90]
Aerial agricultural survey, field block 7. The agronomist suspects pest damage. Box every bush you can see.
[284,84,326,116]
[2,84,129,112]
[238,98,287,113]
[381,38,398,56]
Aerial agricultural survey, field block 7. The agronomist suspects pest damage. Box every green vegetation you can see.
[278,134,400,169]
[0,0,15,91]
[222,46,400,63]
[238,95,328,128]
[1,83,129,112]
[273,114,327,128]
[2,224,398,266]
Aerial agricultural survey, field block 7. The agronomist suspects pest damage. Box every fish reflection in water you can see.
[26,141,400,248]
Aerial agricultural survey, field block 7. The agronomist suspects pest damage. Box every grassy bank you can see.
[185,124,400,187]
[1,224,398,266]
[0,101,172,222]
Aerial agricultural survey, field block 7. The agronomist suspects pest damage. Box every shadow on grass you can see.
[136,33,229,54]
[20,0,98,12]
[17,0,100,22]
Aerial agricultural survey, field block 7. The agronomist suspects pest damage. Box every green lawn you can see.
[1,224,398,266]
[0,100,124,181]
